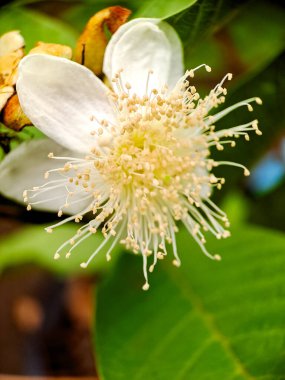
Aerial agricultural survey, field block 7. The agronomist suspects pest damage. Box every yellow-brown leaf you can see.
[29,41,72,59]
[2,94,31,131]
[74,6,131,76]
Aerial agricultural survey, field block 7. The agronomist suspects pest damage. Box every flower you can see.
[0,19,262,290]
[0,30,24,111]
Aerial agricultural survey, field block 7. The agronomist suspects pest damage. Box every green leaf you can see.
[0,224,122,276]
[226,2,285,87]
[134,0,196,19]
[96,225,285,379]
[0,5,78,51]
[182,1,285,91]
[165,0,248,47]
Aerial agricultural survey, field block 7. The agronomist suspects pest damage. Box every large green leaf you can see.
[96,225,285,379]
[0,5,78,51]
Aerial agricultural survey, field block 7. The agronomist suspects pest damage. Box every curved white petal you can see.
[17,54,116,154]
[158,21,184,88]
[103,18,184,95]
[0,139,89,214]
[103,18,158,82]
[108,21,171,96]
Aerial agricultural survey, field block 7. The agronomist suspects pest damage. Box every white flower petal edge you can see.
[16,54,116,154]
[158,21,184,89]
[0,139,91,214]
[103,18,156,81]
[103,18,183,94]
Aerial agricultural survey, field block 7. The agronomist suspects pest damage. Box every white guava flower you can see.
[0,19,262,290]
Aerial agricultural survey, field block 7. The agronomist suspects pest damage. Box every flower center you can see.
[98,73,210,193]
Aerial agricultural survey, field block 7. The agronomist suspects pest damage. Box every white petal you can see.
[158,21,184,88]
[104,18,157,82]
[109,21,171,96]
[103,18,184,95]
[0,139,88,213]
[17,54,116,154]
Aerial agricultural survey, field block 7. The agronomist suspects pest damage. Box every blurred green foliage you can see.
[0,223,121,275]
[0,5,77,50]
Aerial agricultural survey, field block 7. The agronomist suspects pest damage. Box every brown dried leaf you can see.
[0,50,23,87]
[2,94,31,131]
[29,41,72,59]
[0,31,25,111]
[74,6,131,75]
